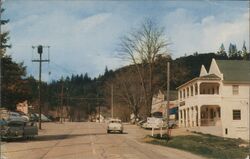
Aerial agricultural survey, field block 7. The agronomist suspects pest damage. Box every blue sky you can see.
[3,0,249,81]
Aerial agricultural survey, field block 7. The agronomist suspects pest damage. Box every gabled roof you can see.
[216,60,250,84]
[199,65,208,77]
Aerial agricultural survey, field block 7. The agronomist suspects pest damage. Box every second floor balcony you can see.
[178,75,222,107]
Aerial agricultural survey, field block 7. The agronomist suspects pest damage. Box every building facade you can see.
[151,90,178,119]
[178,59,250,140]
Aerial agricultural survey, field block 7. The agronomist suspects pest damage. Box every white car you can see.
[107,119,123,134]
[142,117,165,129]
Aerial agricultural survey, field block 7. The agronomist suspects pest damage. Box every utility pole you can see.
[111,84,113,118]
[32,45,50,129]
[0,0,2,157]
[60,81,64,123]
[99,104,101,123]
[166,61,170,136]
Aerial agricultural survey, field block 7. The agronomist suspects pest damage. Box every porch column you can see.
[198,106,201,126]
[181,109,185,127]
[192,107,195,127]
[194,107,197,127]
[189,86,191,97]
[198,82,200,95]
[189,107,192,127]
[185,109,188,127]
[187,108,190,127]
[178,110,181,127]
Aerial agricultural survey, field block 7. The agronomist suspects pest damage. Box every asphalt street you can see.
[2,122,205,159]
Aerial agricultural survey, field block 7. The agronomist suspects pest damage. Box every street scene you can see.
[0,0,250,159]
[3,122,204,159]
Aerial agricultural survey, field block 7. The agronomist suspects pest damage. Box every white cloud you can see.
[5,1,249,81]
[8,9,127,80]
[164,8,249,57]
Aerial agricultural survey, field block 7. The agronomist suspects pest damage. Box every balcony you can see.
[179,82,221,107]
[180,94,221,107]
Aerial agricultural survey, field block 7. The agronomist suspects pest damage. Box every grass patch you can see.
[144,133,249,159]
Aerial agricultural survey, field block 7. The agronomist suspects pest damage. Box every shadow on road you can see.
[5,132,128,143]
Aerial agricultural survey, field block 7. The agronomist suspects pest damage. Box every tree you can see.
[0,8,11,56]
[217,43,227,57]
[228,43,238,59]
[118,19,170,116]
[242,41,249,60]
[0,7,30,110]
[112,68,144,119]
[1,56,28,109]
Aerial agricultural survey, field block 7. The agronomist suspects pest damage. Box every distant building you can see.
[16,100,29,114]
[177,59,250,140]
[151,90,178,119]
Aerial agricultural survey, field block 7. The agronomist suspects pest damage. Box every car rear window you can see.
[110,120,121,123]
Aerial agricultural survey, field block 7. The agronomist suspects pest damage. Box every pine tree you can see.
[0,8,11,56]
[1,7,28,110]
[242,41,248,60]
[217,43,227,56]
[228,43,238,59]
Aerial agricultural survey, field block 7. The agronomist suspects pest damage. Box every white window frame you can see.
[232,85,239,95]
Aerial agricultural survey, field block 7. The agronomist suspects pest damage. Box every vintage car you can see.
[0,119,38,140]
[107,119,123,134]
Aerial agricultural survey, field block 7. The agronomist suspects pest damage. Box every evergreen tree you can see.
[228,43,238,59]
[217,43,227,57]
[1,7,29,110]
[0,8,11,56]
[242,41,248,60]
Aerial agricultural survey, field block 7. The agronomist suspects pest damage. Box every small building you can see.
[177,59,250,140]
[151,90,178,119]
[16,100,29,114]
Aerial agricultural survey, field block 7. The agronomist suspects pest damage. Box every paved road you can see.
[2,122,205,159]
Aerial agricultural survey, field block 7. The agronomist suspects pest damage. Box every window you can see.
[233,110,241,120]
[232,85,239,95]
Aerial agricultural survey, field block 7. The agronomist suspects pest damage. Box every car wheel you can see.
[107,130,110,133]
[120,131,123,134]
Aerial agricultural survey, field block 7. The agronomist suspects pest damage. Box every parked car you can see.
[107,119,123,134]
[142,117,165,129]
[29,113,39,122]
[9,112,29,122]
[30,113,52,122]
[0,119,38,140]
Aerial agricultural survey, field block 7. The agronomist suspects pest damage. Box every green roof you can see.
[216,60,250,83]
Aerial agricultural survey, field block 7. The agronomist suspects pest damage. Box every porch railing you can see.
[201,118,221,126]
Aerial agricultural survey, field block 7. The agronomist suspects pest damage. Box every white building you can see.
[151,90,178,119]
[177,59,250,140]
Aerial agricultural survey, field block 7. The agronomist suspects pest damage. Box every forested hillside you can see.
[39,52,247,121]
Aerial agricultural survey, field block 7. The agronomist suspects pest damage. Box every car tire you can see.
[120,131,123,134]
[107,130,110,134]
